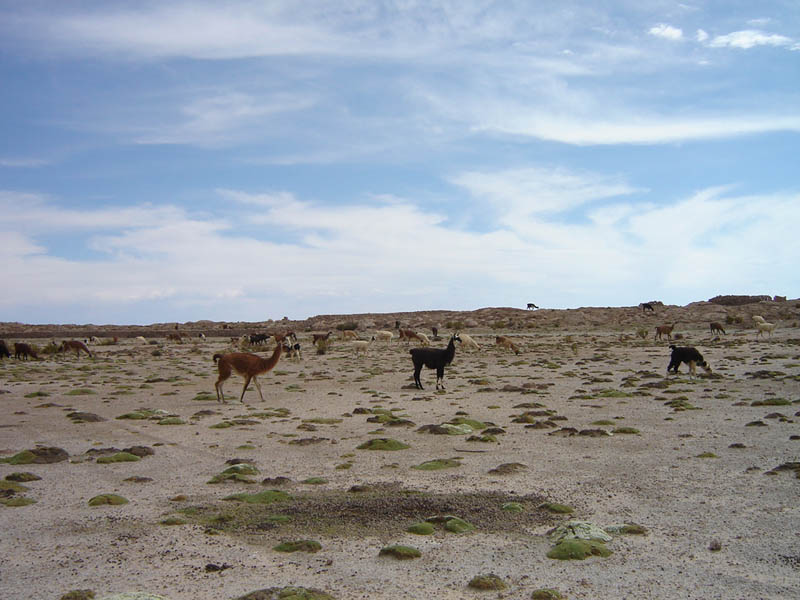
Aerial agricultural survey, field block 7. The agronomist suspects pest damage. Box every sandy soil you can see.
[1,305,799,599]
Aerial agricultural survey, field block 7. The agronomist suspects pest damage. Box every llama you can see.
[458,332,480,351]
[495,335,521,354]
[135,336,148,344]
[14,342,38,360]
[526,303,539,310]
[752,315,766,323]
[641,303,655,313]
[654,324,676,341]
[755,321,777,338]
[340,330,358,341]
[248,333,270,345]
[352,337,375,355]
[60,340,93,358]
[709,322,726,335]
[212,343,282,403]
[374,330,394,343]
[667,345,712,377]
[312,331,333,346]
[410,333,461,390]
[0,340,10,359]
[281,340,302,360]
[399,329,429,345]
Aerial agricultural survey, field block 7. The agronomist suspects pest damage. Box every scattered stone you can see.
[67,412,105,423]
[548,520,612,543]
[709,539,722,552]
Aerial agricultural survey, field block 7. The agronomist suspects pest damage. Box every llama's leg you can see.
[688,361,697,377]
[413,365,423,389]
[240,375,252,403]
[253,376,264,401]
[436,366,445,389]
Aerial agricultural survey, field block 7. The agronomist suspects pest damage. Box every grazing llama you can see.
[212,343,282,403]
[667,345,712,377]
[60,340,93,358]
[709,322,726,336]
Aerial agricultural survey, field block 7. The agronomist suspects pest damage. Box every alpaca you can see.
[755,321,777,338]
[213,343,282,403]
[0,339,10,359]
[60,340,93,358]
[399,329,429,345]
[458,332,480,351]
[667,345,712,377]
[352,336,375,355]
[410,334,461,390]
[709,322,726,335]
[340,330,358,341]
[495,335,521,354]
[374,330,394,343]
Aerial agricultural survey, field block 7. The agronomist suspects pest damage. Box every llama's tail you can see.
[213,353,223,364]
[669,344,676,350]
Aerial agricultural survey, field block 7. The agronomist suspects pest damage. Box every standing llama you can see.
[213,343,282,403]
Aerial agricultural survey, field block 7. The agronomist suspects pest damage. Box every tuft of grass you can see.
[547,539,612,560]
[468,574,507,590]
[412,458,461,470]
[356,438,410,451]
[612,426,640,434]
[407,522,435,535]
[0,496,37,507]
[379,544,421,560]
[273,539,322,553]
[88,494,129,506]
[96,452,140,464]
[540,502,574,514]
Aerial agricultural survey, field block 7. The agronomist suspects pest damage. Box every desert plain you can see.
[1,300,799,600]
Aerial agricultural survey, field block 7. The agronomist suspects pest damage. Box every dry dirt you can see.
[1,302,799,599]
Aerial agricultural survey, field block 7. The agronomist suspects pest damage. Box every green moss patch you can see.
[531,589,565,599]
[157,417,186,425]
[540,502,574,514]
[273,539,322,553]
[4,472,41,482]
[88,494,129,506]
[66,388,96,395]
[160,516,188,526]
[379,544,421,560]
[406,521,435,535]
[468,574,506,590]
[547,539,612,560]
[356,438,410,451]
[208,463,260,484]
[0,496,37,507]
[751,398,791,406]
[235,586,335,600]
[412,458,461,470]
[96,452,141,464]
[612,426,640,434]
[501,502,524,512]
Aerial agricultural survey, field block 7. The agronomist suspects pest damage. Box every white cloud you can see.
[708,30,797,50]
[649,24,683,41]
[0,157,49,168]
[696,29,708,43]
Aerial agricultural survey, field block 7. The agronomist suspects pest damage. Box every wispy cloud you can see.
[708,30,798,50]
[0,157,49,168]
[649,24,683,41]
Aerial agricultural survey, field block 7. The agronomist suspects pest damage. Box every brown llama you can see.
[212,343,282,404]
[709,322,726,336]
[60,340,93,358]
[312,331,333,345]
[654,323,676,341]
[14,342,38,360]
[495,335,521,354]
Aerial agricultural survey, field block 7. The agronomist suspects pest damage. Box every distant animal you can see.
[410,333,461,390]
[248,333,270,345]
[312,331,333,346]
[198,332,206,340]
[135,336,147,344]
[527,303,539,310]
[755,321,777,338]
[495,335,521,354]
[752,315,766,324]
[431,326,439,339]
[641,303,655,313]
[667,345,712,377]
[60,340,93,358]
[340,329,358,341]
[709,322,726,335]
[14,342,38,360]
[0,340,10,359]
[212,343,282,403]
[654,324,676,341]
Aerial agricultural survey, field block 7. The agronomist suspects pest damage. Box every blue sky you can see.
[1,1,798,325]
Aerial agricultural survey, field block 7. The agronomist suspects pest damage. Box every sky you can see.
[1,1,798,325]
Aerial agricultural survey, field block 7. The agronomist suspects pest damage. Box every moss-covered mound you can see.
[273,540,322,553]
[378,544,421,560]
[235,587,335,600]
[356,438,410,451]
[547,539,612,560]
[88,494,129,506]
[468,574,506,590]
